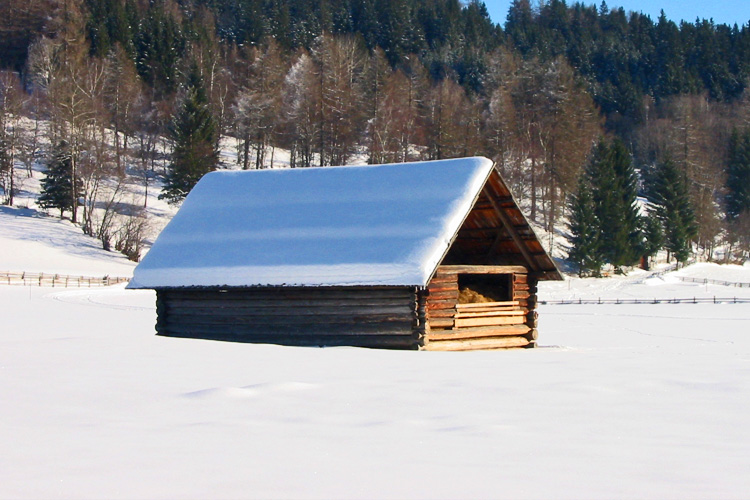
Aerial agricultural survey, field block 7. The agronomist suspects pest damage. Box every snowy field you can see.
[2,208,750,499]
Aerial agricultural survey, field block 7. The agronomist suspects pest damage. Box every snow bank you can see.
[1,285,749,499]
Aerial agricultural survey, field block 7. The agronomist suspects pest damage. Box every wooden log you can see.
[163,318,415,336]
[158,329,420,349]
[455,310,525,318]
[427,308,457,318]
[525,328,538,342]
[164,288,415,302]
[513,274,528,284]
[424,335,530,351]
[428,318,455,329]
[169,311,415,326]
[454,316,525,328]
[166,303,413,316]
[437,265,528,275]
[456,300,520,309]
[427,325,531,341]
[513,290,531,300]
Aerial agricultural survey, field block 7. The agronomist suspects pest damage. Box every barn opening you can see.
[457,273,512,303]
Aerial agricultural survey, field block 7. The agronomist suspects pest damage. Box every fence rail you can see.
[541,297,750,305]
[677,276,750,288]
[0,271,131,288]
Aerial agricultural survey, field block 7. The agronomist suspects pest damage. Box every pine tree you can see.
[639,213,664,269]
[647,157,697,263]
[608,138,642,268]
[567,174,603,276]
[38,141,81,219]
[160,65,219,204]
[586,138,641,271]
[726,128,750,221]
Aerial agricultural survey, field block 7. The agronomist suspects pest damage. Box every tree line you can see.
[0,0,749,265]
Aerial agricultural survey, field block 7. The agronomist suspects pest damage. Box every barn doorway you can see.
[457,274,512,304]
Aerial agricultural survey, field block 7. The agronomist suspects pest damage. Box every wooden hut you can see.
[128,157,562,350]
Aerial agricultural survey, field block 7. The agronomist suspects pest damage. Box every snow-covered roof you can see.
[129,157,494,288]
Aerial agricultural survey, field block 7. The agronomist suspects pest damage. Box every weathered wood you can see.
[456,300,520,309]
[454,315,525,328]
[169,311,414,326]
[164,288,415,301]
[427,308,458,318]
[158,328,420,349]
[437,265,528,275]
[513,274,528,284]
[166,303,413,316]
[427,325,531,340]
[484,191,540,272]
[428,317,455,329]
[455,310,525,318]
[163,318,415,336]
[424,335,530,351]
[513,290,531,300]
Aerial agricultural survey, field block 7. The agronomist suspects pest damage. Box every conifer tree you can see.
[586,137,641,271]
[567,174,603,276]
[639,213,664,269]
[38,141,81,219]
[160,65,219,204]
[647,157,697,263]
[726,128,750,221]
[608,138,642,268]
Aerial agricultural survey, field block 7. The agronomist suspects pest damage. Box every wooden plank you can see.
[455,310,525,318]
[426,309,456,318]
[513,291,531,300]
[456,300,520,309]
[455,306,524,314]
[484,192,540,272]
[428,318,455,329]
[427,325,531,340]
[437,265,528,275]
[454,316,525,328]
[424,336,530,351]
[513,274,528,284]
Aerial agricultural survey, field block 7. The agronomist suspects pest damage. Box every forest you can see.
[0,0,749,270]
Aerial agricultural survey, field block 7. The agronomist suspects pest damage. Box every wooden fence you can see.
[677,277,750,288]
[540,297,750,305]
[0,271,131,288]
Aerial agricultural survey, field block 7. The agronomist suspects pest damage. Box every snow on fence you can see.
[677,276,750,288]
[540,297,750,305]
[0,272,131,288]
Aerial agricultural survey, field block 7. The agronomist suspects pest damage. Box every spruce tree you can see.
[160,64,219,204]
[639,213,664,269]
[586,138,641,271]
[726,128,750,221]
[38,141,81,219]
[608,138,642,268]
[567,174,603,276]
[647,157,697,263]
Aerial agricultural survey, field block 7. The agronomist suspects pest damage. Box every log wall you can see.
[156,287,422,349]
[424,265,538,351]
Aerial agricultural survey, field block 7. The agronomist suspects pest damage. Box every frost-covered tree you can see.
[160,64,219,204]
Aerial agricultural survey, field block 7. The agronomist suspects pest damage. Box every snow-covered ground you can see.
[2,198,750,499]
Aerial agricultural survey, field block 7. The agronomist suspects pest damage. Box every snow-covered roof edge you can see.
[128,157,495,289]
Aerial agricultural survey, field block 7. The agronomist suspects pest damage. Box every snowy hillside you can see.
[2,201,750,499]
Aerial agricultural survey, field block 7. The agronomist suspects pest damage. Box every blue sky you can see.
[483,0,750,27]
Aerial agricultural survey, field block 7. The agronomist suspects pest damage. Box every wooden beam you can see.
[484,191,540,272]
[437,265,528,274]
